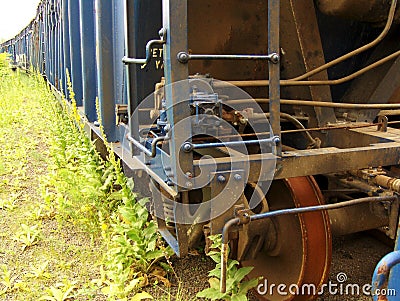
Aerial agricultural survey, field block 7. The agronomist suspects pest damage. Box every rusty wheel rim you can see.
[240,176,332,301]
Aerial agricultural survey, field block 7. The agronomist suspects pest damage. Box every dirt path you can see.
[0,69,105,300]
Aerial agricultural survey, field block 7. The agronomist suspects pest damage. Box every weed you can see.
[0,49,177,301]
[14,223,42,250]
[26,261,52,279]
[39,279,77,301]
[197,235,260,301]
[0,265,18,296]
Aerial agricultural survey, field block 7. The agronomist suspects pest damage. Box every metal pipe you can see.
[127,135,169,158]
[374,175,400,193]
[291,0,397,81]
[262,112,318,147]
[230,98,400,109]
[176,52,279,64]
[218,49,400,87]
[220,195,396,293]
[351,170,400,194]
[281,121,400,134]
[372,208,400,300]
[181,136,280,152]
[371,251,400,300]
[122,30,166,65]
[220,218,242,293]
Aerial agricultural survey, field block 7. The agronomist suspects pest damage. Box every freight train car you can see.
[2,0,400,300]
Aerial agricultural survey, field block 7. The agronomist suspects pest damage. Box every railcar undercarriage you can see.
[3,0,400,300]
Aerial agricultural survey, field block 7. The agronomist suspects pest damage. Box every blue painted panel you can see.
[387,227,400,300]
[62,0,71,99]
[112,0,125,106]
[68,0,83,105]
[79,0,97,122]
[95,0,116,141]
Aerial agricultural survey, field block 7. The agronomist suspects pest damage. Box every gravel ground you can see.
[317,232,392,301]
[145,231,392,301]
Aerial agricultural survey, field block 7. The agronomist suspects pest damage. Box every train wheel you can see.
[239,176,332,301]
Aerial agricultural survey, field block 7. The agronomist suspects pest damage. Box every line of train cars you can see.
[2,0,400,300]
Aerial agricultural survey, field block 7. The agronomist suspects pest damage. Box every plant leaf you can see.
[239,277,260,294]
[231,293,248,301]
[196,287,226,300]
[233,266,254,283]
[130,291,154,301]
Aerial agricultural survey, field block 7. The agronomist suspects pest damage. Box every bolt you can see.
[182,143,193,152]
[234,174,242,181]
[269,53,280,64]
[186,172,193,178]
[177,52,190,64]
[166,180,174,186]
[159,28,166,38]
[186,181,193,188]
[217,175,226,183]
[273,136,281,145]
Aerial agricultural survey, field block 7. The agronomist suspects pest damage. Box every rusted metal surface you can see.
[289,0,336,127]
[354,168,400,193]
[268,0,282,154]
[187,0,269,82]
[238,177,331,301]
[372,251,400,300]
[221,194,396,298]
[341,49,400,122]
[193,128,400,181]
[163,0,193,193]
[372,212,400,300]
[329,203,389,236]
[284,177,331,301]
[316,0,400,24]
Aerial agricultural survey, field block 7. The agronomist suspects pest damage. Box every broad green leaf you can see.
[239,277,260,293]
[208,277,220,289]
[145,250,164,261]
[196,287,226,300]
[233,266,254,283]
[231,293,248,301]
[130,291,154,301]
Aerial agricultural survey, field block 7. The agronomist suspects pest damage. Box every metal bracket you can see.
[126,134,170,158]
[377,115,388,132]
[122,28,166,65]
[177,51,280,64]
[182,135,280,152]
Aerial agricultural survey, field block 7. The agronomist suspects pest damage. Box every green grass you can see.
[0,54,173,301]
[0,53,251,301]
[0,53,106,300]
